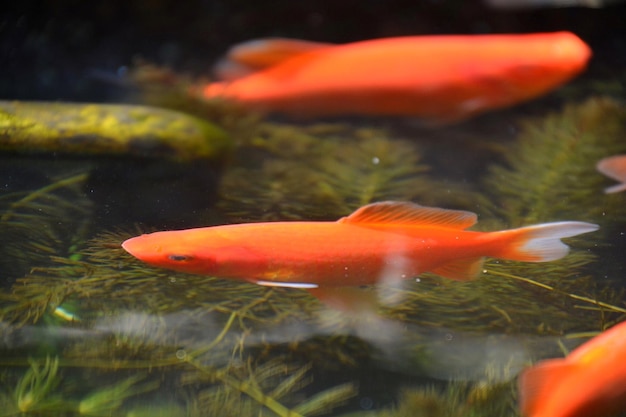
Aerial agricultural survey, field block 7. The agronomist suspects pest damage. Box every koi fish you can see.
[199,32,592,123]
[596,155,626,193]
[518,320,626,417]
[122,201,598,309]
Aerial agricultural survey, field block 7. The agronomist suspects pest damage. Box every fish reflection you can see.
[122,201,598,310]
[199,32,591,123]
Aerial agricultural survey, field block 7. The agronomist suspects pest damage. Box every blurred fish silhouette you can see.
[597,155,626,193]
[199,32,592,123]
[518,320,626,417]
[122,201,598,311]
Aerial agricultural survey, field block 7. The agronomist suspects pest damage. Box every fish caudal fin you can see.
[597,155,626,194]
[518,358,578,417]
[494,221,599,262]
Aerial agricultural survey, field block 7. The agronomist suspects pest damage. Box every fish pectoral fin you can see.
[254,280,319,289]
[307,287,379,313]
[431,257,485,281]
[519,359,578,417]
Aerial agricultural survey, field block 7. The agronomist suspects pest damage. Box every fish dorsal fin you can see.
[518,358,577,417]
[338,201,477,229]
[214,38,333,80]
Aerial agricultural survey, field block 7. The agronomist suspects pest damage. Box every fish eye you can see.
[168,254,192,262]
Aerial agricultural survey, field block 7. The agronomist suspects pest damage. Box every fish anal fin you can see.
[255,280,318,289]
[519,359,577,417]
[338,201,477,230]
[431,257,485,281]
[307,287,379,313]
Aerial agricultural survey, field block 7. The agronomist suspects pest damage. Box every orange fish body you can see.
[518,320,626,417]
[597,155,626,193]
[201,32,591,123]
[122,202,597,290]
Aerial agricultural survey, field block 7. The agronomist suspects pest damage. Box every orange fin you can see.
[518,358,576,417]
[432,257,485,281]
[597,155,626,194]
[307,287,379,313]
[214,38,332,80]
[495,222,599,262]
[338,201,477,229]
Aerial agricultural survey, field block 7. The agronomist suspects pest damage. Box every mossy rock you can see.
[0,101,233,161]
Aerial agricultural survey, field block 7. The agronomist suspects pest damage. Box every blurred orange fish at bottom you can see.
[518,320,626,417]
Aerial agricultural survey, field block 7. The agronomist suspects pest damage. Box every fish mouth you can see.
[121,236,144,257]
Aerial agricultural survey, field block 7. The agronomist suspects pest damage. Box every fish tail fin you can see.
[597,155,626,194]
[491,221,599,262]
[518,358,578,417]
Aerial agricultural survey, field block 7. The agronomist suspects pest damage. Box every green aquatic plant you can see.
[485,96,626,227]
[182,358,356,417]
[12,357,66,414]
[128,61,262,146]
[217,122,476,221]
[0,169,92,281]
[78,374,159,416]
[371,379,517,417]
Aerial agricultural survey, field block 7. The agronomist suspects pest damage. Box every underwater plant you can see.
[0,168,92,281]
[217,122,478,222]
[12,357,64,414]
[77,374,159,415]
[1,90,626,417]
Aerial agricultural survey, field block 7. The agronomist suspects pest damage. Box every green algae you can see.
[0,101,233,161]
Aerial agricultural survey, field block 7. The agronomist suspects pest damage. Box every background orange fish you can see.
[199,32,591,123]
[122,202,598,308]
[596,155,626,193]
[518,320,626,417]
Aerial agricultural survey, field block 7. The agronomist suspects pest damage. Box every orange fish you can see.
[597,155,626,193]
[200,32,591,123]
[518,320,626,417]
[122,202,597,308]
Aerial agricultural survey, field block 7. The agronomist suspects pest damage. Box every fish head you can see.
[502,32,592,98]
[122,229,220,275]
